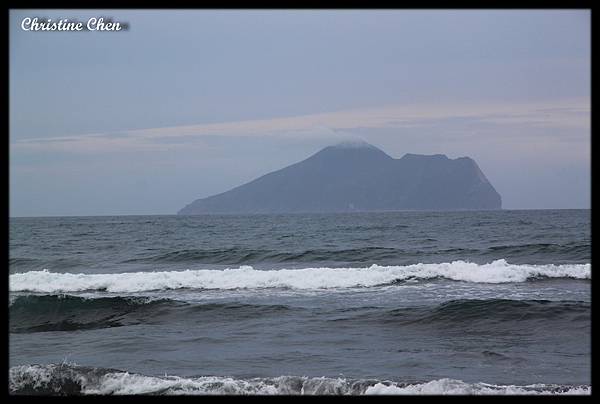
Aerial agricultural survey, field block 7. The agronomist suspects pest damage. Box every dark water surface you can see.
[9,210,591,395]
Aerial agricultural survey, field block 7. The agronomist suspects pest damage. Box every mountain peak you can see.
[332,140,378,149]
[313,141,392,162]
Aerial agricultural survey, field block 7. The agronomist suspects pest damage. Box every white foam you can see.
[93,375,589,395]
[8,365,591,395]
[364,379,591,395]
[87,374,338,395]
[9,364,91,394]
[9,259,590,293]
[87,373,279,395]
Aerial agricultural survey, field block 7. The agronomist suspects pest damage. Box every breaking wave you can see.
[9,260,590,293]
[8,364,590,395]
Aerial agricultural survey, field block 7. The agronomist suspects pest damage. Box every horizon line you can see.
[9,208,591,219]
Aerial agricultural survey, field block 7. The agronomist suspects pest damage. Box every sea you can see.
[8,209,591,395]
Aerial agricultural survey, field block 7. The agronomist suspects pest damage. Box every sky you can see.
[9,9,590,216]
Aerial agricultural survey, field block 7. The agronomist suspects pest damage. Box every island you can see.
[178,141,502,214]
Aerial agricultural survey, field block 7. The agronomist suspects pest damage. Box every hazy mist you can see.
[9,10,590,216]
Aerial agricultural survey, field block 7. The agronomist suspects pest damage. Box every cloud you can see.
[11,97,589,154]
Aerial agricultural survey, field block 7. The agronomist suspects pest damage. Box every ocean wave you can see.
[117,242,589,265]
[9,260,590,293]
[330,299,590,327]
[121,246,404,265]
[8,364,590,395]
[9,295,177,333]
[9,295,294,333]
[416,298,590,322]
[10,294,589,334]
[9,257,41,266]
